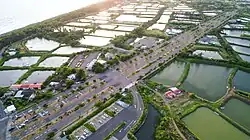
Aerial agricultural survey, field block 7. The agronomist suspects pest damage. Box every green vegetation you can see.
[228,68,238,88]
[121,92,133,104]
[104,109,115,117]
[64,93,122,135]
[92,62,106,73]
[66,80,74,89]
[46,131,56,140]
[104,122,126,140]
[0,87,9,97]
[176,63,190,86]
[110,36,133,50]
[84,123,96,132]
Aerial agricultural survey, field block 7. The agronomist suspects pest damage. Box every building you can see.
[169,87,182,94]
[4,105,16,114]
[96,59,107,66]
[86,59,107,70]
[14,89,36,100]
[49,82,60,86]
[105,53,115,60]
[10,83,42,90]
[116,101,129,108]
[165,91,176,99]
[86,59,97,70]
[67,74,76,80]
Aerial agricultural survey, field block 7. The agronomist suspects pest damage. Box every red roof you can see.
[165,91,174,96]
[11,83,42,89]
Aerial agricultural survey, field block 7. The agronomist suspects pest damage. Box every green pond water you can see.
[182,63,231,101]
[221,98,250,131]
[233,70,250,92]
[183,107,249,140]
[150,61,185,86]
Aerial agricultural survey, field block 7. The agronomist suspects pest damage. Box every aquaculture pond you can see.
[52,46,90,55]
[39,56,69,67]
[3,56,40,67]
[192,50,222,59]
[182,107,249,140]
[79,36,111,47]
[225,37,250,47]
[231,45,250,55]
[222,30,250,37]
[233,70,250,92]
[90,30,127,38]
[239,54,250,63]
[150,61,186,86]
[221,98,250,131]
[0,70,28,87]
[182,63,231,101]
[26,38,60,51]
[135,104,160,140]
[22,71,54,84]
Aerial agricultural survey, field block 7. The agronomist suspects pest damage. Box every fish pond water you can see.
[182,63,231,101]
[0,70,28,87]
[221,98,250,131]
[182,107,249,140]
[3,56,40,67]
[150,61,186,86]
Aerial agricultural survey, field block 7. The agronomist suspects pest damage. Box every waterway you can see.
[233,70,250,92]
[182,63,231,101]
[135,104,160,140]
[150,61,186,86]
[182,107,249,140]
[221,98,250,131]
[0,0,102,35]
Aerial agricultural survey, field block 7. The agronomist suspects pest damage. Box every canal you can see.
[135,104,160,140]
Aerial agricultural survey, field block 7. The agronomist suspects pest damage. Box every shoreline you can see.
[0,0,117,47]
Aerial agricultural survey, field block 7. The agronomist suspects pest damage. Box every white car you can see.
[81,136,86,139]
[90,122,94,126]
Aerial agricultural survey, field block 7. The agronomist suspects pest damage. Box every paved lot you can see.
[70,52,99,69]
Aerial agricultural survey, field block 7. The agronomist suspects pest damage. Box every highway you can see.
[10,9,237,140]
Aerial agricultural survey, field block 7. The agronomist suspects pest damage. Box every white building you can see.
[96,59,107,66]
[86,59,97,70]
[67,74,76,80]
[4,105,16,114]
[105,53,115,60]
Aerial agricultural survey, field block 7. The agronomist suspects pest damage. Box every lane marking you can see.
[124,121,134,130]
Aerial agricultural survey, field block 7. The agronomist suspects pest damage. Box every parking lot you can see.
[69,52,99,69]
[72,102,125,140]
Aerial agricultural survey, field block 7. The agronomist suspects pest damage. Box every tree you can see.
[66,80,74,89]
[76,69,86,81]
[92,62,106,73]
[46,131,55,139]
